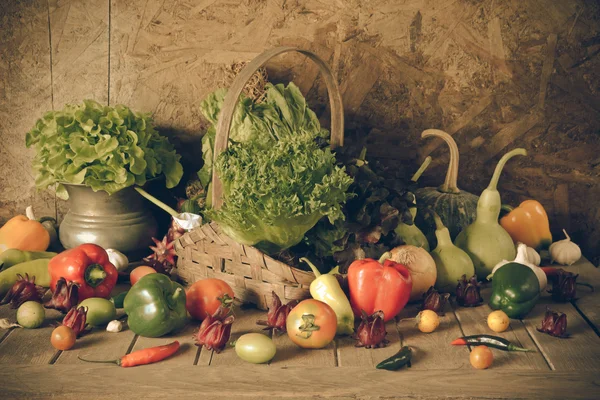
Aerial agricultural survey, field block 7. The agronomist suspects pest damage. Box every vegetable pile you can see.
[25,99,183,199]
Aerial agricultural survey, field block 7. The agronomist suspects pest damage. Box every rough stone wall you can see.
[1,0,599,262]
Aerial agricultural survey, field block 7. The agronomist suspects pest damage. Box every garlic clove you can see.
[106,320,123,333]
[106,249,129,272]
[525,246,541,266]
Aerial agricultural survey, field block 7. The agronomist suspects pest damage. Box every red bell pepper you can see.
[48,243,118,301]
[347,253,412,322]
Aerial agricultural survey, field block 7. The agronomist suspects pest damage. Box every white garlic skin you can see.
[106,320,123,333]
[549,230,582,266]
[106,249,129,272]
[525,246,541,266]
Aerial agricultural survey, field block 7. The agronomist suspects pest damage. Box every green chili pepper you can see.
[451,335,534,352]
[110,291,129,309]
[376,346,412,371]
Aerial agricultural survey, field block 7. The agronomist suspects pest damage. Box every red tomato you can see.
[51,326,76,351]
[286,299,337,349]
[130,266,157,286]
[186,278,234,320]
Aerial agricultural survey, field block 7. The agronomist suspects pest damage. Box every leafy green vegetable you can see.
[200,83,352,254]
[26,100,183,198]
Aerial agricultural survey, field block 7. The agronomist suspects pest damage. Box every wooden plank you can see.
[2,365,599,400]
[453,289,550,370]
[395,303,470,370]
[0,308,63,364]
[339,52,383,115]
[483,111,542,162]
[131,322,198,367]
[561,257,600,332]
[0,0,56,223]
[336,319,401,368]
[522,294,600,371]
[203,307,267,367]
[488,17,512,80]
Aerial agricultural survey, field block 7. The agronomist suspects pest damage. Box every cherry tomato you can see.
[286,299,337,349]
[51,326,76,351]
[470,345,493,369]
[186,278,234,320]
[130,266,157,286]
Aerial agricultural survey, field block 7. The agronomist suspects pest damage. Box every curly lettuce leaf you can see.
[26,100,183,196]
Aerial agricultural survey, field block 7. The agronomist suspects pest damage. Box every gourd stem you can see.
[431,211,446,231]
[134,187,179,217]
[300,257,321,277]
[378,252,392,264]
[487,148,527,191]
[411,156,432,182]
[421,129,460,194]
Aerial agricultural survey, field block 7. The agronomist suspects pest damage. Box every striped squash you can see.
[414,129,479,248]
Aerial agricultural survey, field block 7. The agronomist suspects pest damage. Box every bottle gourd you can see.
[455,148,526,280]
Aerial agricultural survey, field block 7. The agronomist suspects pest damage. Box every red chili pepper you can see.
[347,252,412,322]
[48,244,118,301]
[78,341,180,367]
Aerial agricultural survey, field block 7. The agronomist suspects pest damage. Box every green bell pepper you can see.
[124,274,187,338]
[489,262,540,319]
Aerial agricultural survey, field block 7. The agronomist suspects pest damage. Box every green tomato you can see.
[79,298,117,327]
[16,301,45,329]
[234,333,276,364]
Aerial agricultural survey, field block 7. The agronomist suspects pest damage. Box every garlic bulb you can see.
[525,246,541,266]
[550,230,581,266]
[106,320,123,333]
[106,249,129,272]
[490,243,547,291]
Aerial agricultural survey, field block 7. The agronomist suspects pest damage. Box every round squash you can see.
[415,129,478,248]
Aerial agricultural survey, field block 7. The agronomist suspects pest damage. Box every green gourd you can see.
[430,211,475,293]
[415,130,479,249]
[454,148,527,280]
[395,157,431,251]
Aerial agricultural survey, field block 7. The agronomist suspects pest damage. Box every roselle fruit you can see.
[145,235,177,274]
[62,306,88,337]
[0,273,46,309]
[421,286,450,314]
[355,310,388,348]
[548,269,578,302]
[44,277,79,313]
[537,307,568,338]
[455,274,483,307]
[256,291,298,334]
[194,304,234,353]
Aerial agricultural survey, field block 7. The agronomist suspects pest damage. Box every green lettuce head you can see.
[26,100,183,198]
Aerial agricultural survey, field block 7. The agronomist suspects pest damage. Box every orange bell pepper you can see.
[500,200,552,250]
[0,207,50,254]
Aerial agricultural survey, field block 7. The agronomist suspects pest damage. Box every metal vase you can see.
[58,184,158,258]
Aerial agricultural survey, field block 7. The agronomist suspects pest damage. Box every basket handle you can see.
[211,46,345,210]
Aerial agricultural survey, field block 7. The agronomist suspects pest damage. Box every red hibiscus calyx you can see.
[256,291,298,334]
[354,310,388,348]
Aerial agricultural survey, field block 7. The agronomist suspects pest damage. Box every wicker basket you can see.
[174,47,345,310]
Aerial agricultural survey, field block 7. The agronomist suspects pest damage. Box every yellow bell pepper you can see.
[500,200,552,250]
[0,207,50,254]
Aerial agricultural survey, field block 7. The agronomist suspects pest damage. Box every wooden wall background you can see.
[1,0,599,263]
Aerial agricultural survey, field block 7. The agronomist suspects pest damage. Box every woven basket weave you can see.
[174,47,345,310]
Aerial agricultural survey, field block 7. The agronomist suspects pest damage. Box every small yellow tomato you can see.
[417,310,440,333]
[487,310,510,333]
[470,345,493,369]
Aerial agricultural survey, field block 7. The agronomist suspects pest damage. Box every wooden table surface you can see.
[1,258,600,400]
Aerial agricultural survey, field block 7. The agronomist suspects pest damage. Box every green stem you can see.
[431,210,446,231]
[78,356,119,365]
[378,252,392,264]
[300,257,321,277]
[422,129,460,194]
[85,264,107,288]
[500,205,514,213]
[487,148,527,191]
[411,156,432,182]
[134,187,179,217]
